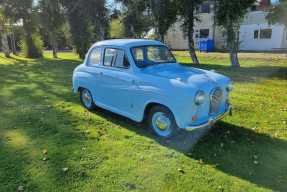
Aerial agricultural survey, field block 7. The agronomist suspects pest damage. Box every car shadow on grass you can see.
[90,107,287,192]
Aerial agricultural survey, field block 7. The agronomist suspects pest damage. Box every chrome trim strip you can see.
[185,105,232,131]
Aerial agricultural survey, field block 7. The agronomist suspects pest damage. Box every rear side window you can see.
[88,47,102,66]
[104,48,117,66]
[104,48,130,69]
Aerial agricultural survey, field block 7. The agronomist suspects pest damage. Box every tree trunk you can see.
[226,23,240,67]
[50,33,58,58]
[154,27,161,41]
[159,32,165,43]
[230,51,240,67]
[189,47,199,65]
[10,30,17,55]
[186,1,199,65]
[212,0,217,43]
[188,26,199,64]
[23,19,42,58]
[1,32,11,58]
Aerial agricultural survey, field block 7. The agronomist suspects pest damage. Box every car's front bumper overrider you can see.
[185,105,232,131]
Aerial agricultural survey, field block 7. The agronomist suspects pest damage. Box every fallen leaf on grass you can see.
[62,167,69,172]
[43,149,48,155]
[178,168,185,174]
[220,143,224,148]
[17,185,24,192]
[139,156,144,161]
[125,183,137,190]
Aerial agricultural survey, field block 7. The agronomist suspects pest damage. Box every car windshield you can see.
[131,45,176,68]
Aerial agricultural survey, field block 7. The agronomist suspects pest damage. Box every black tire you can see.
[79,88,97,111]
[147,105,179,138]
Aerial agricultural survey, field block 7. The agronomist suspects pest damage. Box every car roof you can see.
[93,39,164,48]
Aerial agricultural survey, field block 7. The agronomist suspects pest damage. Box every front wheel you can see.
[80,88,97,111]
[147,106,179,138]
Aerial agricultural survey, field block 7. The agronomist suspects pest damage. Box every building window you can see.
[200,29,209,38]
[254,30,259,39]
[251,5,257,11]
[201,3,210,13]
[260,29,272,39]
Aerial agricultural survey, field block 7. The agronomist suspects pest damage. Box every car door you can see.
[84,47,106,104]
[99,48,137,118]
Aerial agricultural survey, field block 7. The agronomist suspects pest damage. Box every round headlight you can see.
[226,83,233,92]
[194,90,206,105]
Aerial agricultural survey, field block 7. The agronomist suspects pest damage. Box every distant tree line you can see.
[0,0,285,67]
[0,0,109,59]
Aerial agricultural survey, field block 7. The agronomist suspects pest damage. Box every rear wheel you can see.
[80,88,96,111]
[147,105,179,138]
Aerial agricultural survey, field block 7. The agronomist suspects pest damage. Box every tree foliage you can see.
[39,0,65,58]
[116,0,177,41]
[266,0,287,27]
[60,0,109,59]
[3,0,43,58]
[149,0,178,41]
[216,0,256,67]
[115,0,152,38]
[0,4,11,57]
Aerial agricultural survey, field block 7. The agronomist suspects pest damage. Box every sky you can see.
[271,0,280,4]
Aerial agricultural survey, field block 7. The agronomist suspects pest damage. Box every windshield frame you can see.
[130,45,177,68]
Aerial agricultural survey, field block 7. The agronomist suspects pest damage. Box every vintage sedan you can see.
[73,39,232,138]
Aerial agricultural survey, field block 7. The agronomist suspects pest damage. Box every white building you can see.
[240,11,287,51]
[165,1,287,51]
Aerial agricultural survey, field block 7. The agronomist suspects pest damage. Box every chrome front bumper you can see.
[185,105,232,131]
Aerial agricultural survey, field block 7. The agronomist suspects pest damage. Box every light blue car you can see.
[73,39,233,138]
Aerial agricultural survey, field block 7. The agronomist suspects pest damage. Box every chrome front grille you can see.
[210,87,223,114]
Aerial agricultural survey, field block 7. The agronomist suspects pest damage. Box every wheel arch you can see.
[77,86,85,93]
[143,102,175,122]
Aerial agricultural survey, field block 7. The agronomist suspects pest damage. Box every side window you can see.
[88,47,102,66]
[104,48,117,66]
[113,50,130,68]
[104,48,130,69]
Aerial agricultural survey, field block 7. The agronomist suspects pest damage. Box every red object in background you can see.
[259,0,271,8]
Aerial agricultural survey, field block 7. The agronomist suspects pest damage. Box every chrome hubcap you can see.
[156,116,170,130]
[152,112,172,136]
[82,90,92,108]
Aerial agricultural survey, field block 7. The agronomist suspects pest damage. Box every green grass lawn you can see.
[0,51,286,192]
